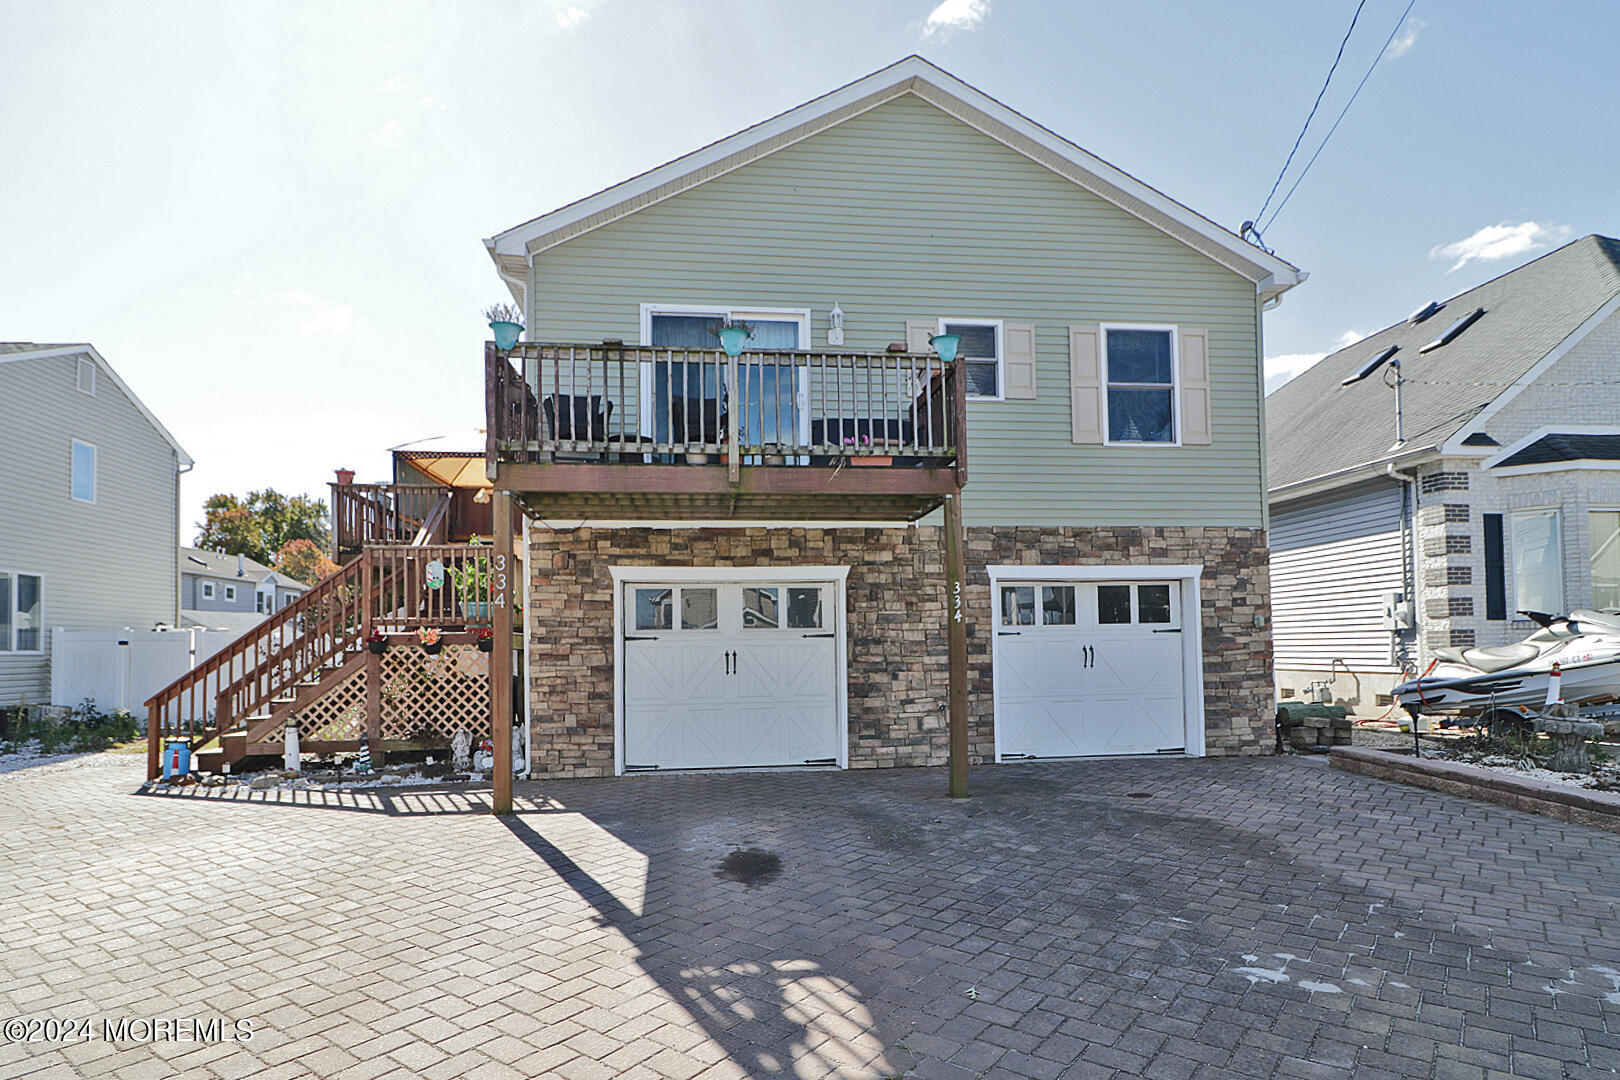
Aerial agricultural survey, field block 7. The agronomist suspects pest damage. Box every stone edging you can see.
[1330,745,1620,834]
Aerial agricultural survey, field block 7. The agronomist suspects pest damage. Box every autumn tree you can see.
[274,538,339,585]
[196,490,330,565]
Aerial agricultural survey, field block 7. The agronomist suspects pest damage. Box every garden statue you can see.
[451,727,472,772]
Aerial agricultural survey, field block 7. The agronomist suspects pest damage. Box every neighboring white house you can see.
[1266,235,1620,710]
[179,547,311,636]
[0,343,193,707]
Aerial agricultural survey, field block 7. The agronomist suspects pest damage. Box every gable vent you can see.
[1409,301,1444,324]
[76,357,96,396]
[1342,345,1399,386]
[1420,308,1486,353]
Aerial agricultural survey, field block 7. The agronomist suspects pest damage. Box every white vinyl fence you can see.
[50,628,239,719]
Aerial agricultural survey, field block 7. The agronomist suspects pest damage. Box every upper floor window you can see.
[70,440,96,502]
[224,585,237,603]
[939,319,1002,400]
[1103,326,1177,444]
[0,571,43,653]
[201,581,216,600]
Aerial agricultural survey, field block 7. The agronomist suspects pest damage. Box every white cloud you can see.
[922,0,989,40]
[281,290,356,335]
[1385,16,1425,58]
[1430,221,1573,273]
[417,96,447,111]
[555,1,601,30]
[1264,330,1363,394]
[359,119,404,147]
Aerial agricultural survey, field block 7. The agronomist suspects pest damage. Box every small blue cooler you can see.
[162,740,191,780]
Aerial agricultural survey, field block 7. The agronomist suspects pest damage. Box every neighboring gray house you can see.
[481,56,1306,777]
[0,343,192,706]
[179,547,310,634]
[1267,235,1620,710]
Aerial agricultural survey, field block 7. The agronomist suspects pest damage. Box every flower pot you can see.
[477,639,494,653]
[367,640,386,655]
[462,601,491,621]
[334,468,355,486]
[850,455,893,467]
[422,642,442,655]
[489,320,522,351]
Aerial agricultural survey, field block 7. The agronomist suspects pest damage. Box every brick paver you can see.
[3,754,1620,1077]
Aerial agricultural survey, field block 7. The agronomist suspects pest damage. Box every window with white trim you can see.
[1511,509,1563,616]
[0,571,43,653]
[939,319,1002,400]
[201,582,216,600]
[1103,326,1177,443]
[70,440,96,502]
[1590,511,1620,609]
[224,585,237,603]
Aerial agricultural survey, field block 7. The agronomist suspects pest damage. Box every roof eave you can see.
[1267,445,1442,504]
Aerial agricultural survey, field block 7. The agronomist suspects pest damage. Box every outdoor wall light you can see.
[930,333,961,364]
[828,303,845,346]
[718,325,750,357]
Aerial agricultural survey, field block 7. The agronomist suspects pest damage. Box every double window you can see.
[938,319,1003,400]
[0,572,43,653]
[1102,326,1177,444]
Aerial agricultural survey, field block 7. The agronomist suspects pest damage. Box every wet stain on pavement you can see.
[715,847,782,888]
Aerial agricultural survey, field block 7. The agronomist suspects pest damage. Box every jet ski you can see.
[1394,609,1620,720]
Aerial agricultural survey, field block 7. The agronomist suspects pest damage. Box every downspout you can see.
[1387,462,1418,671]
[175,453,194,629]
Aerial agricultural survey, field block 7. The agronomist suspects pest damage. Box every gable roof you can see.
[1266,235,1620,495]
[485,56,1304,305]
[180,547,310,589]
[0,343,193,466]
[1494,431,1620,469]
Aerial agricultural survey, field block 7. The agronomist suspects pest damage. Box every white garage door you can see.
[623,581,841,770]
[995,580,1188,759]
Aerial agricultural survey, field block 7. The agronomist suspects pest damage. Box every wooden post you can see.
[491,489,515,815]
[944,490,969,798]
[365,648,383,769]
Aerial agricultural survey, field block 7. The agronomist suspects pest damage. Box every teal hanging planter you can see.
[489,320,522,351]
[717,325,750,357]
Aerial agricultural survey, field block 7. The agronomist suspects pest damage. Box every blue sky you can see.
[3,0,1614,538]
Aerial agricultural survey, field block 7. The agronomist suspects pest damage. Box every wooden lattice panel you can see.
[379,644,491,744]
[296,667,367,743]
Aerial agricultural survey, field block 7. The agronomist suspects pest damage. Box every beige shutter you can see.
[905,319,937,354]
[1068,325,1105,443]
[1179,328,1212,445]
[1002,322,1036,400]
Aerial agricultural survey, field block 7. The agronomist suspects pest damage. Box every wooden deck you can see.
[484,341,966,521]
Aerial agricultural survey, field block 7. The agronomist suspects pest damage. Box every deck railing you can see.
[331,483,450,555]
[486,342,964,474]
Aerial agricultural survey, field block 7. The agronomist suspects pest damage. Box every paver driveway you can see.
[4,754,1620,1079]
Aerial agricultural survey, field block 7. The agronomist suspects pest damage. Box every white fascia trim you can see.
[609,565,851,585]
[1441,293,1620,454]
[0,344,194,466]
[1267,448,1441,504]
[1492,461,1620,477]
[984,563,1206,758]
[484,56,1303,294]
[1481,424,1620,470]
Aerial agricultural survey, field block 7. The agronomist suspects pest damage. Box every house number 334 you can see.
[491,553,508,607]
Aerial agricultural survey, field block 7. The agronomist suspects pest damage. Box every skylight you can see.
[1342,345,1400,386]
[1409,301,1444,324]
[1420,307,1486,353]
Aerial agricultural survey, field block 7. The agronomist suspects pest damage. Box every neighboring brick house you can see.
[179,547,310,635]
[483,56,1306,777]
[1267,235,1620,710]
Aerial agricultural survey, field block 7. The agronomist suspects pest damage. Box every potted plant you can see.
[366,629,387,655]
[417,627,443,655]
[447,552,492,621]
[483,303,524,351]
[474,626,495,653]
[843,434,892,467]
[334,468,356,486]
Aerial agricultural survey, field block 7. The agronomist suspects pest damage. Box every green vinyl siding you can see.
[529,92,1264,528]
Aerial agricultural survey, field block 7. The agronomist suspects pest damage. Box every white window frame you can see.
[1510,507,1564,617]
[1591,508,1620,610]
[1100,323,1181,447]
[0,569,45,654]
[201,581,216,601]
[224,585,237,603]
[637,303,813,445]
[70,439,97,503]
[937,317,1004,402]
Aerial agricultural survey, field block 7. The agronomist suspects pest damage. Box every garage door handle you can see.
[624,635,659,641]
[998,631,1021,636]
[1152,628,1182,634]
[801,633,836,638]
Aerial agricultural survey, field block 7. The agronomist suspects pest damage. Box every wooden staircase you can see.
[146,539,497,779]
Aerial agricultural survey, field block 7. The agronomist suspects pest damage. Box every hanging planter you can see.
[366,630,387,655]
[483,303,524,351]
[475,627,495,653]
[417,627,443,655]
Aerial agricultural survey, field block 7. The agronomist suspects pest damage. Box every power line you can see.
[1261,0,1419,233]
[1249,0,1368,232]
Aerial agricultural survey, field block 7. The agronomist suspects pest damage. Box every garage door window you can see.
[786,587,823,628]
[743,587,779,628]
[1099,583,1175,624]
[634,588,673,630]
[1001,586,1036,626]
[1138,584,1172,623]
[1041,586,1076,625]
[682,588,719,630]
[1098,585,1132,624]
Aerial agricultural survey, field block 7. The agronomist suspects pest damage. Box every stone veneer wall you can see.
[525,525,1273,777]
